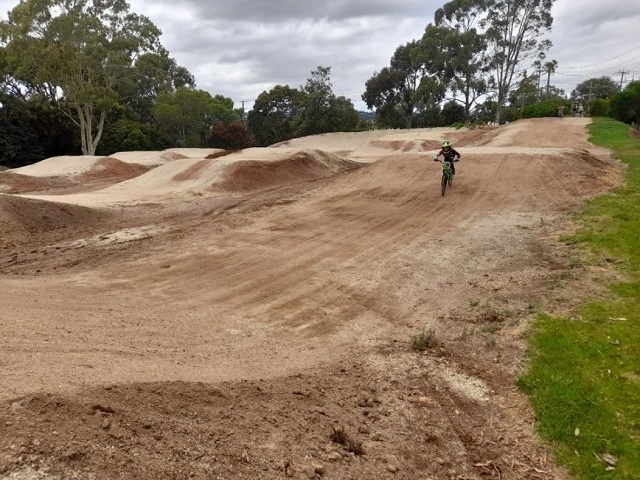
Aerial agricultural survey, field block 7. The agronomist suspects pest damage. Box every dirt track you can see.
[0,118,624,479]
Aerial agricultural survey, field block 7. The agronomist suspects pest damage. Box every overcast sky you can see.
[2,0,640,110]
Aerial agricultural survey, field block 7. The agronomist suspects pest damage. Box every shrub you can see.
[209,121,254,150]
[520,99,571,119]
[610,81,640,125]
[590,98,610,117]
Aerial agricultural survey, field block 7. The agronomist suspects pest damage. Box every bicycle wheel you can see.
[467,122,476,130]
[441,174,447,196]
[477,121,485,129]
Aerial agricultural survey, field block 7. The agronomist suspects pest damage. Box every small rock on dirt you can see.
[326,451,342,462]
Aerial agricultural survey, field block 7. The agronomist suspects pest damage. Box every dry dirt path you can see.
[0,118,622,479]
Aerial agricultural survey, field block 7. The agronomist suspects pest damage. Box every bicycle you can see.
[466,119,485,130]
[438,159,454,196]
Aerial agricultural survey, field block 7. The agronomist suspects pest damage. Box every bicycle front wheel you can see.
[441,174,447,196]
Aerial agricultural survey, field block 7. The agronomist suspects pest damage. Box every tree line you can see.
[364,0,638,129]
[1,0,638,169]
[0,0,366,168]
[363,0,555,128]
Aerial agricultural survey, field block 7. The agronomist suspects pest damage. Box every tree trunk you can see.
[90,111,106,155]
[546,71,551,97]
[494,87,507,125]
[76,103,105,156]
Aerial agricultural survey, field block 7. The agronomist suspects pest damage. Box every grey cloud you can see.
[184,0,429,23]
[1,0,637,108]
[152,7,427,106]
[555,2,640,31]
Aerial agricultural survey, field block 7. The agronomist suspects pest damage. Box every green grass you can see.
[518,118,640,479]
[411,327,438,351]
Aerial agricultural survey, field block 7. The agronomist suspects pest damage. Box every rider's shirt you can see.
[437,148,461,161]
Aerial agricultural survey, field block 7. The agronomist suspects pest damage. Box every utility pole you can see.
[536,67,544,99]
[240,100,248,124]
[617,70,629,88]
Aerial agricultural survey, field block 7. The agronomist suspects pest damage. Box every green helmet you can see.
[442,140,451,148]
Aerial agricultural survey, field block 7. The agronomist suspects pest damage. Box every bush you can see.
[610,81,640,125]
[520,99,571,119]
[209,121,254,150]
[590,98,610,117]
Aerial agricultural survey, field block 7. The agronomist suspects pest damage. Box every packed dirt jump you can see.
[0,118,624,479]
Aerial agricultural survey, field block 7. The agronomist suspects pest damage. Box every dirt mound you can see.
[368,139,442,153]
[170,151,235,182]
[546,148,623,201]
[164,148,226,159]
[217,150,361,192]
[0,158,151,195]
[0,194,111,247]
[110,150,191,166]
[10,155,106,177]
[447,125,501,147]
[0,171,76,194]
[484,117,592,148]
[80,157,151,183]
[0,357,560,480]
[205,150,236,160]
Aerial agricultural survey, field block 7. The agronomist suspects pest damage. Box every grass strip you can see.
[518,118,640,479]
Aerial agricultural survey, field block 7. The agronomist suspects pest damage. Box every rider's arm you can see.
[433,149,442,161]
[452,148,461,160]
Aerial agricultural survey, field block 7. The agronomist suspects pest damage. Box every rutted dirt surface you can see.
[0,118,624,479]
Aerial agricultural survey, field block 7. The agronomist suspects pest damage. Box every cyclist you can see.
[433,140,461,175]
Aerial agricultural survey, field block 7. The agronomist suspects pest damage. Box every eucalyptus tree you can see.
[432,0,488,120]
[119,50,195,123]
[294,66,359,136]
[544,59,558,97]
[363,40,441,128]
[483,0,555,123]
[153,88,237,148]
[572,77,620,104]
[0,0,165,155]
[247,85,303,146]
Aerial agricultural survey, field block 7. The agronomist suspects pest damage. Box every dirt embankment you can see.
[0,118,624,480]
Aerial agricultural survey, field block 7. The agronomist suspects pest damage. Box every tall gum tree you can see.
[483,0,555,123]
[294,66,359,137]
[363,40,440,129]
[0,0,163,155]
[247,85,303,146]
[153,88,225,148]
[432,0,488,121]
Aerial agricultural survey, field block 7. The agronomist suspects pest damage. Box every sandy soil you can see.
[0,118,624,479]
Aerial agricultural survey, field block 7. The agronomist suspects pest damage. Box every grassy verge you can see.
[518,117,640,479]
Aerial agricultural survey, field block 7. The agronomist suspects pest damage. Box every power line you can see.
[555,52,640,78]
[563,43,640,70]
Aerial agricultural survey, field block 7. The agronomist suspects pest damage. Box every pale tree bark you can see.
[76,103,106,155]
[485,0,555,124]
